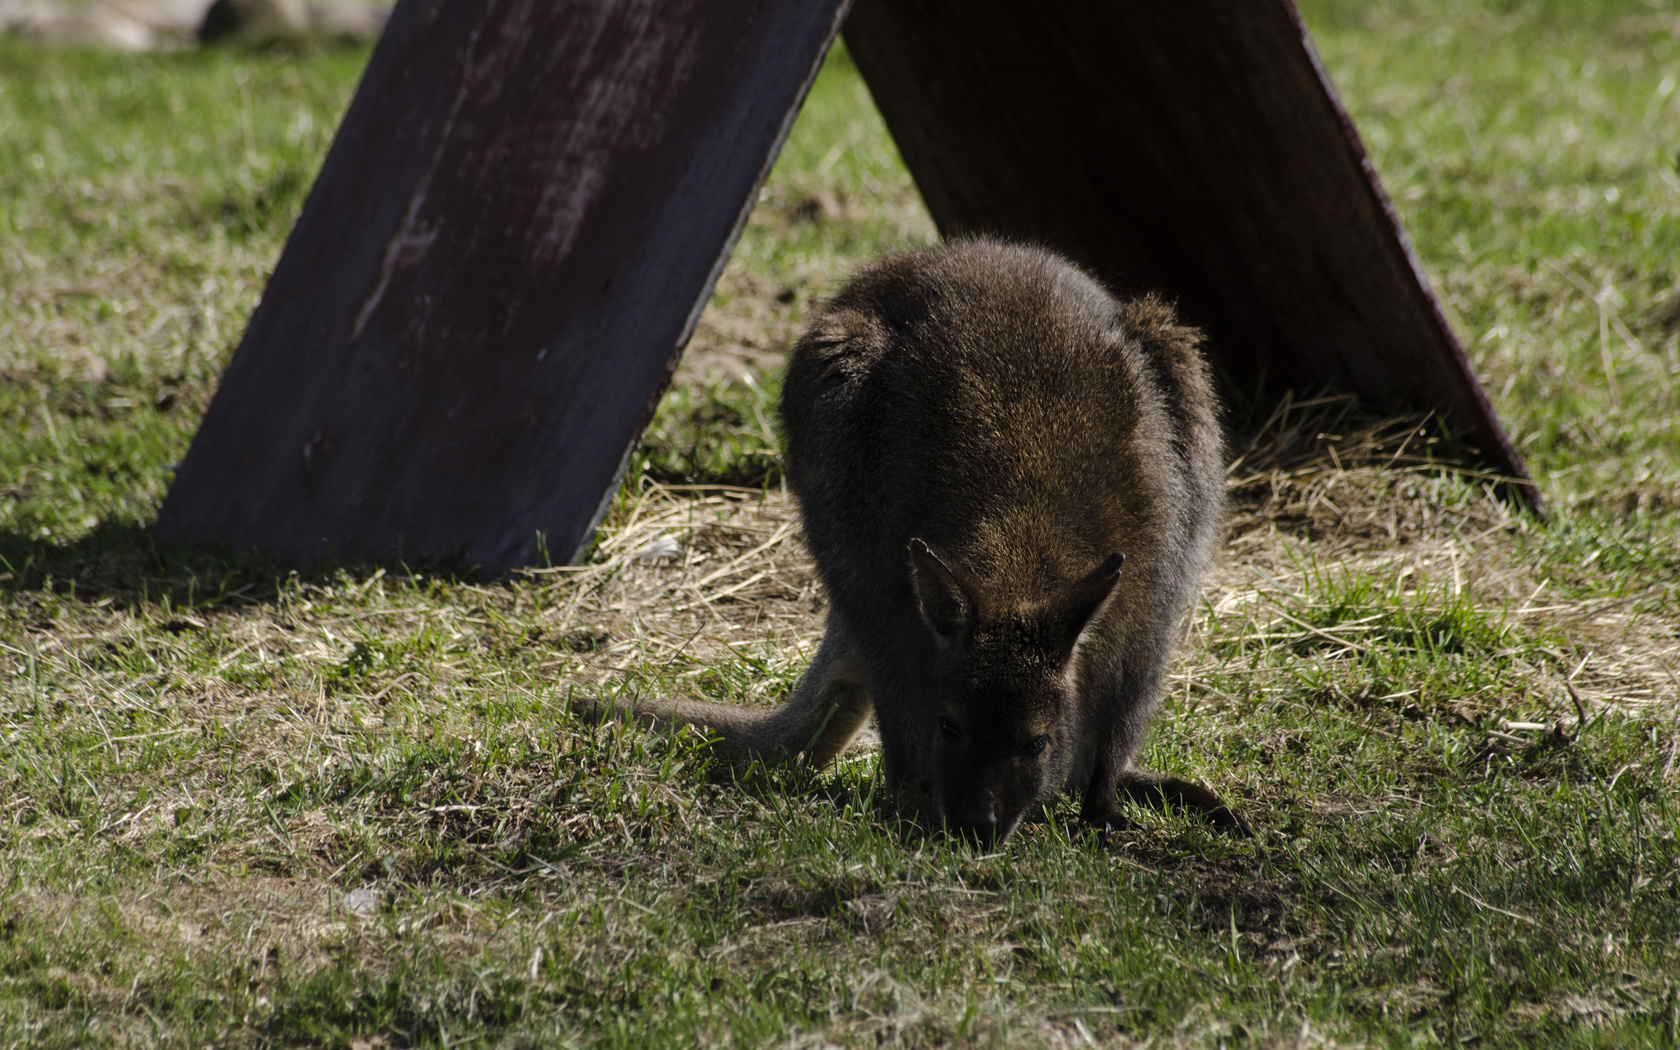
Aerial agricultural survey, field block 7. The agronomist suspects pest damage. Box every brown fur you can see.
[612,239,1239,841]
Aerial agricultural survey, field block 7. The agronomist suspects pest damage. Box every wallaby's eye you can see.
[1022,733,1051,756]
[939,717,962,742]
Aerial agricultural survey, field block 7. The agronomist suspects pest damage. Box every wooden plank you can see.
[843,0,1536,504]
[156,0,850,571]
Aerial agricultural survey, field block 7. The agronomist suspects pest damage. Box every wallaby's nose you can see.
[948,796,1001,843]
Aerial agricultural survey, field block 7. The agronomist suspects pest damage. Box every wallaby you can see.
[605,239,1239,841]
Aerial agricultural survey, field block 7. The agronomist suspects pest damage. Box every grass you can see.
[2,2,1680,1046]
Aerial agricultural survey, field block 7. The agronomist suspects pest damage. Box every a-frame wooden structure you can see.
[157,0,1535,572]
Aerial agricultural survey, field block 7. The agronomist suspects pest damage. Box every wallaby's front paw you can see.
[1078,801,1137,834]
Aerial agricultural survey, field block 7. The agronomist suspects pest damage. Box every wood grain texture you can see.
[843,0,1535,502]
[157,0,850,570]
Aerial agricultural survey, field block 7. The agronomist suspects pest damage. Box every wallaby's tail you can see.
[575,627,871,768]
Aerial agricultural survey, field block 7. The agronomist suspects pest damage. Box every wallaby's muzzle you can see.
[941,787,1022,845]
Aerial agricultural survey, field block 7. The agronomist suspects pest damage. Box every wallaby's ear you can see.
[908,538,975,645]
[1053,552,1125,650]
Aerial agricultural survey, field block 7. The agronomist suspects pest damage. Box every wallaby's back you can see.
[783,240,1222,613]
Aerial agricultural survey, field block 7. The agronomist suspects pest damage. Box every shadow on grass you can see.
[0,519,478,612]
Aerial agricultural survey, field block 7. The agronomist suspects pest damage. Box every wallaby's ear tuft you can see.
[1054,552,1125,650]
[908,538,974,645]
[799,307,880,386]
[805,307,873,346]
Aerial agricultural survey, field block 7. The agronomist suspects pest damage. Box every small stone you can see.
[198,0,306,43]
[0,1,55,35]
[345,886,377,917]
[306,0,385,40]
[106,0,216,34]
[21,7,156,49]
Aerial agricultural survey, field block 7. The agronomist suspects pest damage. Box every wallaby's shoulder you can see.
[790,239,1123,358]
[787,238,1211,393]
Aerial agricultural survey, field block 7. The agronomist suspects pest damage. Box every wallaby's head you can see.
[908,538,1124,844]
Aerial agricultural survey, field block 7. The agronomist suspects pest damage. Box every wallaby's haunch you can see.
[620,239,1238,842]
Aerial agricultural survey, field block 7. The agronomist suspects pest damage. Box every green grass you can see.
[3,3,1680,1047]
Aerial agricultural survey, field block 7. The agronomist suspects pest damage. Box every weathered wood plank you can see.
[157,0,850,570]
[843,0,1535,502]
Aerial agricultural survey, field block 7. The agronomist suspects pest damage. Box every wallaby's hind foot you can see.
[1083,770,1251,836]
